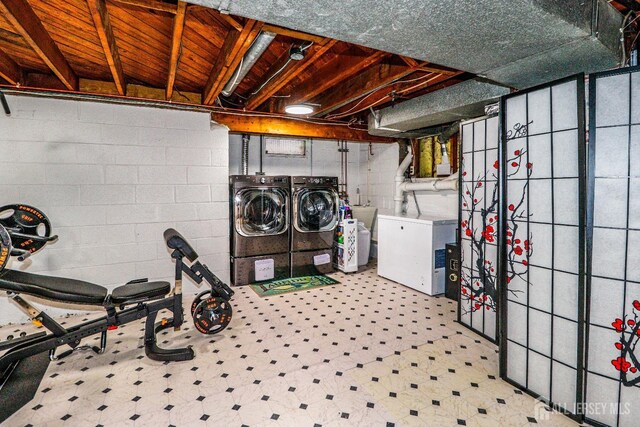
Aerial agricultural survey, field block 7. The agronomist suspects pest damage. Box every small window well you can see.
[264,137,307,157]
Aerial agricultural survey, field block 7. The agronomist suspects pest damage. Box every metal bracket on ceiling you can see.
[0,91,11,116]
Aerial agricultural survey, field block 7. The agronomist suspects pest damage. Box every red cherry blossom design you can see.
[524,240,530,251]
[615,342,623,350]
[612,318,625,332]
[461,288,468,295]
[506,239,512,245]
[514,150,520,155]
[477,182,482,188]
[463,203,467,207]
[474,198,478,203]
[633,300,640,311]
[474,303,481,310]
[493,160,499,169]
[522,260,528,266]
[514,246,523,256]
[506,277,511,284]
[489,218,494,223]
[632,367,638,373]
[508,204,515,211]
[526,162,533,169]
[628,319,636,327]
[507,231,512,237]
[465,228,472,237]
[486,225,494,233]
[511,162,518,167]
[462,172,467,176]
[612,356,631,373]
[514,239,521,244]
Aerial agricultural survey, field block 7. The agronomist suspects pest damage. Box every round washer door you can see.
[235,188,288,236]
[295,188,338,232]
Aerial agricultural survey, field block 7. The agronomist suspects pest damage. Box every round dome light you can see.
[285,104,315,115]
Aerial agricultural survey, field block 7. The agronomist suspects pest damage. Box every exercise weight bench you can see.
[0,205,234,422]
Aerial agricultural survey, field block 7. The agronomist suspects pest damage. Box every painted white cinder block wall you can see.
[0,95,229,324]
[228,134,365,200]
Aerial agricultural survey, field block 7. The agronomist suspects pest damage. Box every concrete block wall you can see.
[0,95,229,324]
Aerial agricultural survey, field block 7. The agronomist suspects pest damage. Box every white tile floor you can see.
[1,264,578,426]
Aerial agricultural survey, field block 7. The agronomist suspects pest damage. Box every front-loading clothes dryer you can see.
[290,176,339,277]
[230,175,290,286]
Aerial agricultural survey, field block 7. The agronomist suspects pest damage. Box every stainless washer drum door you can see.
[296,189,338,232]
[236,189,288,236]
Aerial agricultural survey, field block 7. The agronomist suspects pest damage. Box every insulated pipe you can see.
[221,31,277,97]
[394,147,413,215]
[241,134,250,175]
[394,145,459,215]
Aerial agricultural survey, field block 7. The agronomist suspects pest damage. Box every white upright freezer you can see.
[377,214,456,295]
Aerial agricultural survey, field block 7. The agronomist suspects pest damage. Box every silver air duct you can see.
[221,31,277,97]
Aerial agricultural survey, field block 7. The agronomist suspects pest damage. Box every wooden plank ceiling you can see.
[0,0,468,141]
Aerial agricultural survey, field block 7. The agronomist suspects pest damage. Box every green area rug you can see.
[250,275,339,297]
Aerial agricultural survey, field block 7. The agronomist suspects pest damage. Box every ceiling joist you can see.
[282,50,388,111]
[313,62,416,117]
[166,1,187,100]
[0,47,21,85]
[262,24,326,44]
[109,0,177,14]
[203,19,263,105]
[0,0,78,90]
[245,38,339,110]
[87,0,126,95]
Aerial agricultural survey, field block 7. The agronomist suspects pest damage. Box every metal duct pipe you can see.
[221,31,276,97]
[241,134,250,175]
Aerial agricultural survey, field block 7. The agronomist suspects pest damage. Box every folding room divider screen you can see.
[586,67,640,427]
[459,116,500,342]
[498,74,586,420]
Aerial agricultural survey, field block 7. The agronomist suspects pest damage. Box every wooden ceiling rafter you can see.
[166,0,187,100]
[216,12,243,32]
[87,0,126,95]
[312,61,416,117]
[202,19,263,105]
[262,23,325,44]
[276,49,389,112]
[0,46,21,84]
[244,38,339,110]
[327,71,465,119]
[109,0,177,14]
[0,0,78,90]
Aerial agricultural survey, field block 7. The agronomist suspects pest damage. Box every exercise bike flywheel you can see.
[192,296,232,335]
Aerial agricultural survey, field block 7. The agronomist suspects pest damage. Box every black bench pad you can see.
[0,270,108,305]
[111,281,170,304]
[0,270,171,306]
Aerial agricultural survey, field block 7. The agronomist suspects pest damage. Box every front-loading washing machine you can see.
[230,175,290,286]
[290,176,339,277]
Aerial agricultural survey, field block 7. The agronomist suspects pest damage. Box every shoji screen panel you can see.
[459,116,500,342]
[499,75,586,419]
[586,67,640,427]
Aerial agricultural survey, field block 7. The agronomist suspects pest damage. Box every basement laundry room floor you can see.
[2,265,576,427]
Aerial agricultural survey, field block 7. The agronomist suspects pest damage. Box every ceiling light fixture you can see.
[285,104,315,115]
[289,46,306,61]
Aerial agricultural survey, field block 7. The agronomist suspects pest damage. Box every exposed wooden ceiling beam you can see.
[109,0,177,14]
[327,71,464,119]
[245,38,338,110]
[217,12,243,32]
[166,1,187,100]
[0,47,21,85]
[400,56,419,68]
[400,55,459,75]
[262,24,325,44]
[211,111,396,143]
[280,50,388,112]
[203,19,263,105]
[87,0,126,96]
[312,62,415,117]
[0,0,78,90]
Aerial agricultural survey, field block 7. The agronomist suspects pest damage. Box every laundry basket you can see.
[357,221,371,266]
